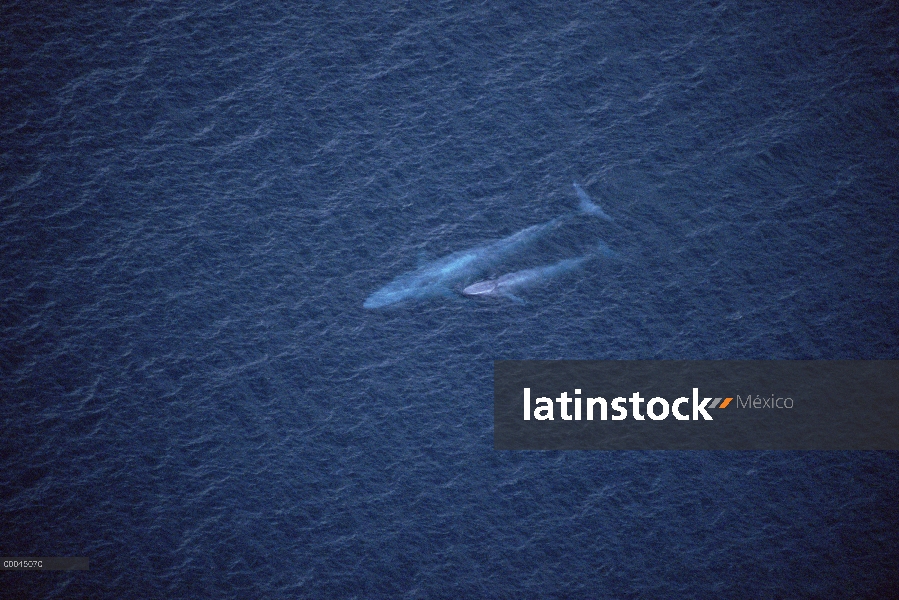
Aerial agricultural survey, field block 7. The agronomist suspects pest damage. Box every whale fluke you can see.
[573,183,613,221]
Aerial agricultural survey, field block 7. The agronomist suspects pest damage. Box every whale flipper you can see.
[573,183,613,221]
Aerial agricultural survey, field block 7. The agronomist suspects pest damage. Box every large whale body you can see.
[363,184,611,309]
[461,241,616,304]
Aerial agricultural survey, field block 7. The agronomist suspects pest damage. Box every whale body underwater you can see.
[362,184,613,309]
[461,241,616,304]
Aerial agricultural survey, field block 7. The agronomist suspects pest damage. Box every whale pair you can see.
[363,183,614,309]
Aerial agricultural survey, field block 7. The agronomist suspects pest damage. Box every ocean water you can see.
[2,0,898,597]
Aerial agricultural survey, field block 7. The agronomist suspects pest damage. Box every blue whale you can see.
[461,241,616,304]
[363,184,611,309]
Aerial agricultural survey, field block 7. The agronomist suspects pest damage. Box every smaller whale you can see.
[461,241,616,304]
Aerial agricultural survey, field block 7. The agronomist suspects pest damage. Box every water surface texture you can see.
[2,1,898,597]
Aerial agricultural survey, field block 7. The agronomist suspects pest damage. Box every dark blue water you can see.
[3,1,898,597]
